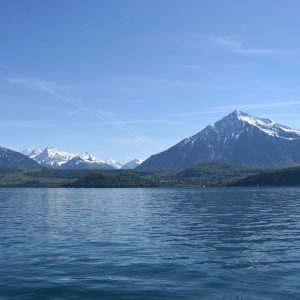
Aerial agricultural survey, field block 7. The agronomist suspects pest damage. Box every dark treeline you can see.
[0,162,266,188]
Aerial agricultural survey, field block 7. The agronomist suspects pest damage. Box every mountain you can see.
[122,159,143,169]
[0,147,39,168]
[138,110,300,171]
[23,147,123,169]
[62,153,115,170]
[103,158,123,169]
[23,148,42,159]
[61,152,115,170]
[25,147,76,168]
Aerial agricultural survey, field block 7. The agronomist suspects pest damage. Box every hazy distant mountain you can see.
[138,110,300,171]
[0,147,39,168]
[103,158,123,169]
[122,159,143,169]
[23,148,42,159]
[61,152,115,170]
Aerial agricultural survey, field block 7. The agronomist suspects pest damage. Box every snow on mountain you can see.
[222,110,300,140]
[183,109,300,147]
[103,158,123,169]
[27,147,76,168]
[139,110,300,171]
[23,147,121,170]
[62,152,115,170]
[77,152,100,164]
[122,159,143,169]
[23,148,43,159]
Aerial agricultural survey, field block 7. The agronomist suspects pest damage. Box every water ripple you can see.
[1,188,300,299]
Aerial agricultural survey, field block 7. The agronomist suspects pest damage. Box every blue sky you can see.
[1,0,300,162]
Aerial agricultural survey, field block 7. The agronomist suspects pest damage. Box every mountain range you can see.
[22,147,142,170]
[138,110,300,171]
[2,110,300,172]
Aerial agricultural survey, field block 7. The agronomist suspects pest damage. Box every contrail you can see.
[35,82,142,139]
[1,65,142,140]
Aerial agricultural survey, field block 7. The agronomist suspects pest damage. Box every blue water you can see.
[1,188,300,299]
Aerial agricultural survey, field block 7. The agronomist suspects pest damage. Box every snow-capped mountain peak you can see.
[220,110,300,140]
[24,147,76,168]
[77,152,99,162]
[230,109,275,127]
[62,152,115,170]
[139,110,300,171]
[23,147,122,170]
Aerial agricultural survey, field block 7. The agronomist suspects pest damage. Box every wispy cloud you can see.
[8,77,143,140]
[223,100,300,110]
[168,101,300,119]
[208,35,286,56]
[124,119,180,125]
[169,109,225,118]
[133,33,286,57]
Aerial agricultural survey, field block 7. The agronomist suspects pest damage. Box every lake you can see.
[1,188,300,299]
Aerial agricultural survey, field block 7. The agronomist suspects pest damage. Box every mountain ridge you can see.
[0,147,39,168]
[122,159,143,169]
[61,152,114,170]
[23,147,142,170]
[138,110,300,171]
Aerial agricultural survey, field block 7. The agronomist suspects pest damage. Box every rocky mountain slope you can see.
[138,110,300,171]
[0,147,39,168]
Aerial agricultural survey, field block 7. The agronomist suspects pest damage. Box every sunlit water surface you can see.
[1,188,300,299]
